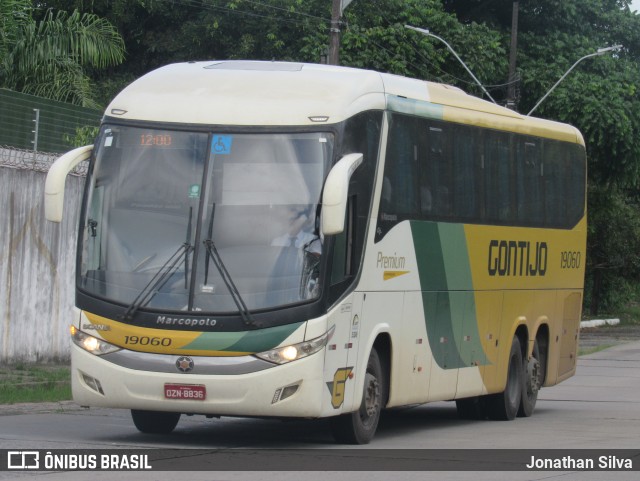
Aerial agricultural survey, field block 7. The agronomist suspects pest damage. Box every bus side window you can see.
[516,140,543,225]
[484,132,513,223]
[428,126,453,219]
[451,124,477,222]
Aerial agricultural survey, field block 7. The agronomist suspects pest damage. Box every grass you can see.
[582,301,640,326]
[617,301,640,326]
[578,300,640,356]
[0,363,71,404]
[578,344,615,357]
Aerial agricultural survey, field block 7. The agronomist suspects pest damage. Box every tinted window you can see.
[376,113,586,241]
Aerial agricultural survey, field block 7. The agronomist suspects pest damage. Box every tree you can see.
[16,0,640,315]
[297,0,507,103]
[32,0,333,104]
[0,0,125,108]
[444,0,640,315]
[514,1,640,315]
[585,186,640,315]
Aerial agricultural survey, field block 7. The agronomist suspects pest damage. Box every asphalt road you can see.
[1,340,639,481]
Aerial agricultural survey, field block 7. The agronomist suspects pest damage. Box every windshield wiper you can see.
[204,204,216,285]
[123,207,194,322]
[202,206,257,327]
[203,239,257,328]
[122,243,193,321]
[185,206,193,289]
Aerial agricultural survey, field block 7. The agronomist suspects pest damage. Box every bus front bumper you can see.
[71,344,327,418]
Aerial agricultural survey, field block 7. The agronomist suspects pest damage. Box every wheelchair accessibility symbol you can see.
[211,135,233,155]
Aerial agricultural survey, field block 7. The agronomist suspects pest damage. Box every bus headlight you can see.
[70,326,120,355]
[254,328,332,365]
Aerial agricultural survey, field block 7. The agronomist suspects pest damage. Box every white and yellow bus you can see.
[45,61,586,444]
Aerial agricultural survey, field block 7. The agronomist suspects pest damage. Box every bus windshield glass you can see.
[80,125,333,314]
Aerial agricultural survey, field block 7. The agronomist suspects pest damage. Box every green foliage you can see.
[618,298,640,326]
[585,187,640,315]
[0,0,31,67]
[13,0,640,316]
[446,0,640,314]
[293,0,507,106]
[63,125,99,147]
[0,0,125,108]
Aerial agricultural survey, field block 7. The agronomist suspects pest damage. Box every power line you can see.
[237,0,330,22]
[176,0,330,28]
[367,2,502,93]
[366,3,478,86]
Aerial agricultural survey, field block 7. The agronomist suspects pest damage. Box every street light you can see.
[527,45,622,116]
[405,25,497,104]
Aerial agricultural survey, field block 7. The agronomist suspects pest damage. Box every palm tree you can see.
[0,0,125,109]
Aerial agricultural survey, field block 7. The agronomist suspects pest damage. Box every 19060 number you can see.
[560,251,581,269]
[124,336,171,347]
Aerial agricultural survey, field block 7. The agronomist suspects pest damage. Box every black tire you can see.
[330,348,386,444]
[518,339,542,417]
[487,336,523,421]
[131,410,180,434]
[456,396,487,420]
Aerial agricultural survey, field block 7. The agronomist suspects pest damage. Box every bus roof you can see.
[106,60,584,145]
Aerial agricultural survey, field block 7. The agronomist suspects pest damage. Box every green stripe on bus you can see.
[386,96,444,120]
[439,223,474,290]
[411,221,488,369]
[181,322,304,353]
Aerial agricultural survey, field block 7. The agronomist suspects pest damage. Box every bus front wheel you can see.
[131,410,181,434]
[487,336,523,421]
[330,348,385,444]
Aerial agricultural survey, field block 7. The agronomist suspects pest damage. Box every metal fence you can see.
[0,88,101,153]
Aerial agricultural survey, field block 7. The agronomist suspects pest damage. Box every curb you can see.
[580,318,620,329]
[0,400,82,416]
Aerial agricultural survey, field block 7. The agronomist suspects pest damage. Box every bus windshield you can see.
[80,125,333,314]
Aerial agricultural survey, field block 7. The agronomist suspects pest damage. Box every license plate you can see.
[164,384,206,400]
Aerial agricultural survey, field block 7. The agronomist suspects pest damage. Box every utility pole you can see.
[327,0,356,65]
[506,1,519,110]
[328,0,342,65]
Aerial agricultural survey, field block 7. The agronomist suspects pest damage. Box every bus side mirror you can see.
[321,153,363,235]
[45,145,93,222]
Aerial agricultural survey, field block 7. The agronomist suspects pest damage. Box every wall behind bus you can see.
[0,149,83,363]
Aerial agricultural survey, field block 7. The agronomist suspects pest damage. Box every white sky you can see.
[631,0,640,13]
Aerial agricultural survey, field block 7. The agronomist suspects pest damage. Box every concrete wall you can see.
[0,163,84,363]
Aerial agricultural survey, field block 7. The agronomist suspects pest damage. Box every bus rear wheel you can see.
[518,339,542,417]
[330,348,385,444]
[487,336,523,421]
[131,410,181,434]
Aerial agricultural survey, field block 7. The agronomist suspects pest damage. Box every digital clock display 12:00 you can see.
[140,134,172,146]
